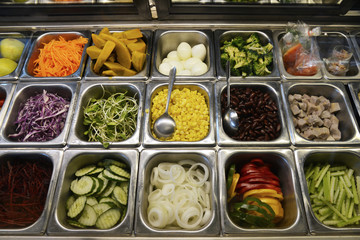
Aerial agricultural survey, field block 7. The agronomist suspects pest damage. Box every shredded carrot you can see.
[33,36,88,77]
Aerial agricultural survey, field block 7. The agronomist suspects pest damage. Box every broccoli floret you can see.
[253,58,272,76]
[231,36,246,49]
[263,42,274,54]
[263,52,273,66]
[223,45,240,59]
[247,49,259,63]
[246,33,260,44]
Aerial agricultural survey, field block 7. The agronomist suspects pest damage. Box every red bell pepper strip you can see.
[240,177,280,187]
[238,172,280,182]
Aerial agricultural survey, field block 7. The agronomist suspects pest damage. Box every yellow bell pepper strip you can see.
[243,188,284,201]
[250,197,284,223]
[228,173,240,202]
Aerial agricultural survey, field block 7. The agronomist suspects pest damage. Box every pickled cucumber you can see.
[0,38,25,62]
[0,58,17,77]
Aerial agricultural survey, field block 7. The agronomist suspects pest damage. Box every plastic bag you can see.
[279,21,321,76]
[323,45,353,76]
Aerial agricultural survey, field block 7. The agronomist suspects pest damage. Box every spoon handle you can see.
[165,67,176,114]
[226,61,231,108]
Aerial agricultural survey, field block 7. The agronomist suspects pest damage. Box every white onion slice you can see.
[186,163,209,187]
[161,183,175,196]
[148,206,168,228]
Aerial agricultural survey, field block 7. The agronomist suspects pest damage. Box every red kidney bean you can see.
[220,87,281,141]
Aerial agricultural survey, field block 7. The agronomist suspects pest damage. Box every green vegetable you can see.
[220,33,273,77]
[83,90,138,148]
[229,197,275,228]
[305,163,360,227]
[227,164,236,189]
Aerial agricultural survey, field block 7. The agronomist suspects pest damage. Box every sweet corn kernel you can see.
[150,87,210,141]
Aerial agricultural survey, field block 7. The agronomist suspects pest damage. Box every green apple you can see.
[0,58,18,77]
[0,38,25,62]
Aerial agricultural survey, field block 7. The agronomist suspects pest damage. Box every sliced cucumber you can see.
[96,172,109,196]
[99,197,120,207]
[93,203,113,216]
[120,206,127,222]
[119,181,129,194]
[95,208,121,229]
[78,204,97,226]
[66,195,76,210]
[108,165,130,179]
[87,177,103,196]
[70,176,95,196]
[87,167,104,175]
[113,186,127,205]
[101,180,116,197]
[67,219,86,229]
[103,159,127,169]
[86,197,98,206]
[67,195,87,219]
[75,165,96,177]
[103,169,128,182]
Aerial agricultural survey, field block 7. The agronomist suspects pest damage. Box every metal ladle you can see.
[223,61,239,134]
[153,67,177,138]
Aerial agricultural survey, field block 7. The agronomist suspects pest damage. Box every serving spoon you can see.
[153,67,177,138]
[223,61,239,134]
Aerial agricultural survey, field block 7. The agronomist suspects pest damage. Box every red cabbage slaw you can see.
[8,89,70,142]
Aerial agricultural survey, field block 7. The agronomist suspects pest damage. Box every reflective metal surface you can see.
[294,149,360,235]
[0,82,78,147]
[0,83,15,130]
[281,82,360,146]
[47,149,138,236]
[216,81,290,146]
[218,148,308,236]
[0,149,63,235]
[67,82,145,148]
[151,29,215,80]
[20,31,91,80]
[135,149,220,236]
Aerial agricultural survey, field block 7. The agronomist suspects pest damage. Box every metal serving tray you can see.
[142,81,215,147]
[281,82,360,146]
[67,82,145,148]
[0,31,32,81]
[273,30,323,80]
[316,31,360,80]
[0,82,78,147]
[215,81,290,146]
[294,149,360,235]
[97,0,134,3]
[151,29,215,80]
[214,30,280,81]
[135,149,220,236]
[84,29,152,81]
[47,149,138,236]
[347,82,360,128]
[0,83,15,129]
[0,0,37,4]
[218,148,308,236]
[20,31,91,80]
[0,149,63,235]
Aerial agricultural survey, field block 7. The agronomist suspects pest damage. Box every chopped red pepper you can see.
[240,177,280,187]
[238,172,280,182]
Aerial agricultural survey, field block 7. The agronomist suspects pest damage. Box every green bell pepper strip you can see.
[227,164,236,189]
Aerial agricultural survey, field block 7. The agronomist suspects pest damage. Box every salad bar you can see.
[0,20,360,240]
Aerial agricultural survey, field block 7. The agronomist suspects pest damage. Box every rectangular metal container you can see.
[142,81,215,147]
[214,30,280,81]
[47,149,138,236]
[0,31,32,81]
[84,29,152,81]
[281,82,360,146]
[316,31,360,80]
[135,149,220,236]
[0,149,63,235]
[97,0,135,3]
[215,81,290,146]
[151,29,215,80]
[20,31,91,80]
[218,148,308,236]
[348,82,360,127]
[273,30,323,80]
[67,82,145,148]
[0,0,37,4]
[0,83,15,129]
[294,149,360,235]
[0,82,78,147]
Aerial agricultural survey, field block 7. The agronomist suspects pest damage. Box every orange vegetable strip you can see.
[33,36,88,77]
